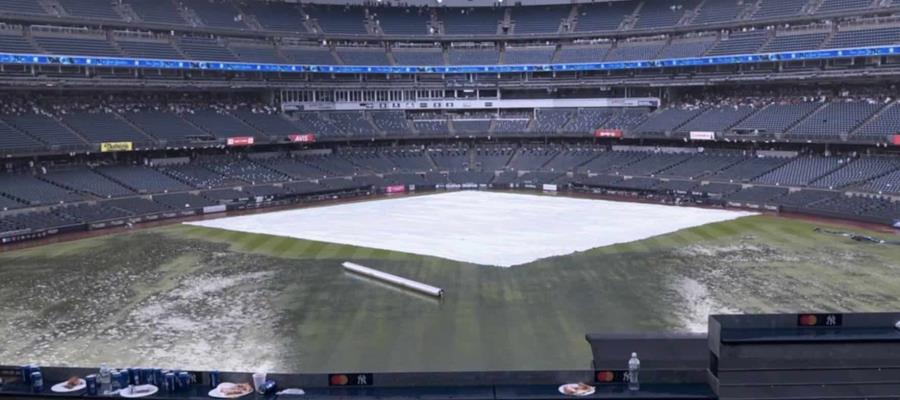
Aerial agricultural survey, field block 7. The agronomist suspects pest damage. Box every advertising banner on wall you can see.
[893,135,900,146]
[227,136,255,146]
[100,142,133,152]
[289,133,316,143]
[385,185,406,194]
[689,131,716,141]
[594,129,624,138]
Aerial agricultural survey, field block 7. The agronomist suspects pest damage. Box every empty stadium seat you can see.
[123,0,186,25]
[574,2,635,32]
[182,0,249,30]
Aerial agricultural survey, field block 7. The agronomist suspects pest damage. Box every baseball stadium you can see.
[0,0,899,399]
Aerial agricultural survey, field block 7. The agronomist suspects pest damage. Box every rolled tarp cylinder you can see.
[342,262,444,298]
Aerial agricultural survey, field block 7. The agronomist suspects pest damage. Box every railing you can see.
[2,43,900,75]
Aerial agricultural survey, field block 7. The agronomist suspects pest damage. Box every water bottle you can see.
[99,363,111,394]
[627,352,640,392]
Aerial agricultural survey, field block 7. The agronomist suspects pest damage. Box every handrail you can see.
[1,43,899,75]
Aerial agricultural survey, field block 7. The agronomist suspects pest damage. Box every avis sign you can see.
[289,133,316,143]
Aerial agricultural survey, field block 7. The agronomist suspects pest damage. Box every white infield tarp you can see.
[187,191,756,267]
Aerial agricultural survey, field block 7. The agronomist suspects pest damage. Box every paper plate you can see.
[558,383,595,397]
[119,384,158,398]
[51,379,86,393]
[208,383,254,399]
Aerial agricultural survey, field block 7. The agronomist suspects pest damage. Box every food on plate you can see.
[561,383,594,396]
[219,383,253,396]
[63,377,82,389]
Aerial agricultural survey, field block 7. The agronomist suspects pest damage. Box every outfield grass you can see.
[1,212,899,373]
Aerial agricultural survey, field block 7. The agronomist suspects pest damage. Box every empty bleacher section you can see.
[657,153,744,179]
[98,165,192,193]
[33,33,121,57]
[1,113,85,148]
[181,0,248,30]
[762,31,829,52]
[605,39,666,61]
[503,46,555,64]
[811,157,900,189]
[176,37,237,61]
[555,44,611,63]
[0,174,82,205]
[562,109,616,134]
[676,105,755,135]
[305,5,368,34]
[61,111,151,145]
[231,110,297,137]
[633,0,700,29]
[574,2,634,32]
[0,118,42,152]
[123,0,185,25]
[392,47,444,65]
[2,144,899,235]
[863,169,900,193]
[611,151,694,176]
[543,148,601,171]
[510,5,569,34]
[705,30,770,56]
[754,157,843,186]
[825,26,900,49]
[531,109,572,134]
[41,167,132,198]
[692,0,747,25]
[449,47,499,65]
[122,110,210,143]
[657,36,716,59]
[240,2,306,32]
[371,111,412,136]
[632,107,705,137]
[182,109,258,139]
[815,0,876,13]
[280,46,337,64]
[438,7,502,35]
[856,102,900,137]
[0,0,47,15]
[229,43,285,63]
[732,102,821,135]
[116,38,183,60]
[508,147,558,170]
[372,7,432,35]
[473,146,514,171]
[451,116,492,135]
[57,0,120,20]
[337,47,390,65]
[713,156,791,182]
[0,29,38,53]
[787,101,882,139]
[751,0,808,19]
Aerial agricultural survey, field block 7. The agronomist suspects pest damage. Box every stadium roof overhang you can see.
[268,0,630,7]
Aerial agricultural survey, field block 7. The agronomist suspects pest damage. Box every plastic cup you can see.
[252,373,266,394]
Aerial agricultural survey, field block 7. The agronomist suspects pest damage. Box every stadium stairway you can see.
[49,116,92,146]
[115,113,158,144]
[781,102,828,138]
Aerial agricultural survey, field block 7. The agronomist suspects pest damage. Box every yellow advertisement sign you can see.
[100,142,133,152]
